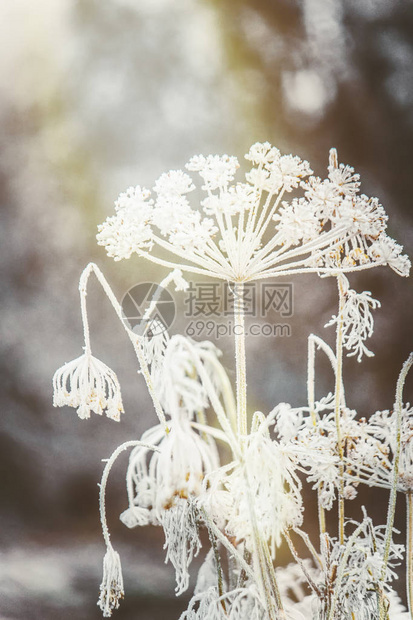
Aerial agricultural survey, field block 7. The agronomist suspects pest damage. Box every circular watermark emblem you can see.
[121,282,176,336]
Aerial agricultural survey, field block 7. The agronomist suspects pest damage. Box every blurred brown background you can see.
[0,0,412,618]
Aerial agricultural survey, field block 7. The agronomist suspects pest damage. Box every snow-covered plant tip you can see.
[53,143,413,619]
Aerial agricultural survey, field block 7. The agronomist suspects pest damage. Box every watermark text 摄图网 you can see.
[184,282,293,319]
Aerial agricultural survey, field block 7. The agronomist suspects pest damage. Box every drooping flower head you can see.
[97,545,124,618]
[120,417,220,595]
[53,351,124,421]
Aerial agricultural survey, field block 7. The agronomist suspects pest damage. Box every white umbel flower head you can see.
[52,351,124,421]
[98,143,409,282]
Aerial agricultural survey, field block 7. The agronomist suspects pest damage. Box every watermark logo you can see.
[121,282,176,336]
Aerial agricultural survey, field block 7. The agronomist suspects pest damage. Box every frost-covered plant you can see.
[53,143,412,619]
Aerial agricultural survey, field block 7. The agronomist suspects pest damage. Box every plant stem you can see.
[79,263,169,432]
[234,282,248,438]
[407,492,413,620]
[242,460,283,619]
[327,519,366,620]
[262,540,286,617]
[318,487,326,536]
[381,354,413,576]
[99,440,159,549]
[379,353,413,620]
[334,275,346,545]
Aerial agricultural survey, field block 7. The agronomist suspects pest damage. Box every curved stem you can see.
[307,334,346,421]
[380,354,413,588]
[283,530,322,596]
[99,440,159,549]
[79,263,169,432]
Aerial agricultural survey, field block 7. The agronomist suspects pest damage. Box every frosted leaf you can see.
[179,587,225,620]
[273,402,304,444]
[323,520,404,618]
[150,335,226,420]
[212,424,303,557]
[119,506,151,528]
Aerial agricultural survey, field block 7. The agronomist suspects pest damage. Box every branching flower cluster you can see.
[53,143,412,619]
